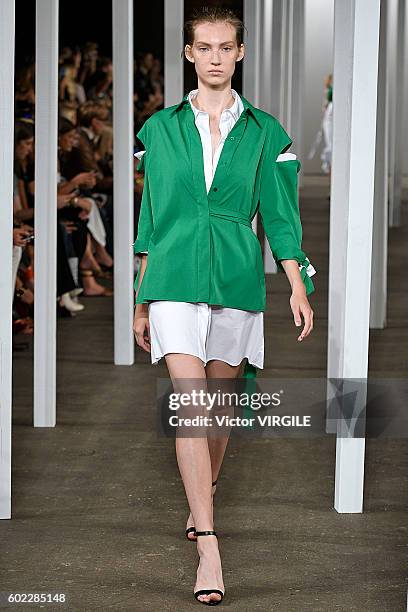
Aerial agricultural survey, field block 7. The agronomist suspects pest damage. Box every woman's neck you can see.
[192,83,235,115]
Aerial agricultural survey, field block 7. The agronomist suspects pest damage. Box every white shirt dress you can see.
[136,89,265,369]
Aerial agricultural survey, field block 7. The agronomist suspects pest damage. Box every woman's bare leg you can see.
[93,238,113,267]
[205,357,246,481]
[185,358,246,536]
[80,234,102,271]
[165,353,212,529]
[165,353,226,603]
[165,354,246,603]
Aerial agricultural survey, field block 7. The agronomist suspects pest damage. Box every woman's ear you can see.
[184,44,194,63]
[236,43,245,62]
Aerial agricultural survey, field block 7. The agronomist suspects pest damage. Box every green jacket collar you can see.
[172,92,263,128]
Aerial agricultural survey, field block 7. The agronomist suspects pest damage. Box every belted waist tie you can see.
[209,208,252,228]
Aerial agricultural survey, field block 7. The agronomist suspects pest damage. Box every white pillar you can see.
[244,0,284,116]
[258,0,284,273]
[34,0,59,427]
[164,0,183,106]
[329,0,380,513]
[370,0,388,329]
[113,0,134,365]
[243,0,262,235]
[264,0,304,269]
[281,0,292,130]
[243,0,261,106]
[0,0,15,519]
[271,0,285,121]
[388,0,405,227]
[289,1,305,169]
[261,0,276,273]
[387,0,397,227]
[282,0,305,190]
[259,0,274,113]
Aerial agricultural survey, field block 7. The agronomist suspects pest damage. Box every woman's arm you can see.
[17,178,29,209]
[258,129,316,297]
[132,120,154,351]
[258,122,315,340]
[13,192,34,222]
[58,172,97,193]
[133,255,150,352]
[134,255,148,308]
[59,76,67,101]
[14,208,35,222]
[280,259,314,342]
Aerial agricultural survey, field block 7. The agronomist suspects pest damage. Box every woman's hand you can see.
[76,197,93,212]
[78,210,90,220]
[133,308,151,353]
[72,172,97,189]
[20,286,34,305]
[13,227,32,247]
[57,193,74,209]
[280,260,315,342]
[289,289,314,342]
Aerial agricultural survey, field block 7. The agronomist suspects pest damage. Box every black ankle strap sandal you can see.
[185,480,218,542]
[193,530,224,606]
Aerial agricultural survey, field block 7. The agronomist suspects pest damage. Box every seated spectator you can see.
[95,124,113,185]
[60,102,114,259]
[151,57,164,105]
[58,116,113,297]
[13,119,90,316]
[60,101,113,194]
[13,120,35,279]
[15,62,35,121]
[86,57,113,117]
[12,224,34,335]
[134,52,163,131]
[59,58,87,122]
[78,42,99,90]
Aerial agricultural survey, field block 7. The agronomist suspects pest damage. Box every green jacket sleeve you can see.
[258,123,316,296]
[133,122,154,255]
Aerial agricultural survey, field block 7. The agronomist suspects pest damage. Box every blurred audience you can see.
[11,43,163,344]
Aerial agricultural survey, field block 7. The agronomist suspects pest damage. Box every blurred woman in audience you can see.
[58,117,113,297]
[15,62,35,121]
[14,120,35,286]
[86,57,113,116]
[134,52,163,130]
[78,41,99,90]
[59,59,86,123]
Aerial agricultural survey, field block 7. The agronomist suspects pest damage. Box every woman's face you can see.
[66,65,78,80]
[91,116,106,136]
[143,53,154,70]
[152,58,161,75]
[73,51,82,68]
[15,137,34,161]
[59,129,77,152]
[185,21,244,89]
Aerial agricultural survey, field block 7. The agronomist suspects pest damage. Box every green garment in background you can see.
[327,84,333,103]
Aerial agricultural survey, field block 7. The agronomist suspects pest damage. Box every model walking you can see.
[307,73,333,175]
[321,73,333,174]
[133,7,316,606]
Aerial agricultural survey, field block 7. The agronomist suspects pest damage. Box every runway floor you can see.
[5,183,408,611]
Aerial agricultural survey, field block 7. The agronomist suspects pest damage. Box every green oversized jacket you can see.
[133,92,315,312]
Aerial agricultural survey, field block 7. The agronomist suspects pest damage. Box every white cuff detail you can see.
[276,152,297,162]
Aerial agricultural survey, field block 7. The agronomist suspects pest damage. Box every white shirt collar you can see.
[188,88,243,123]
[82,126,96,142]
